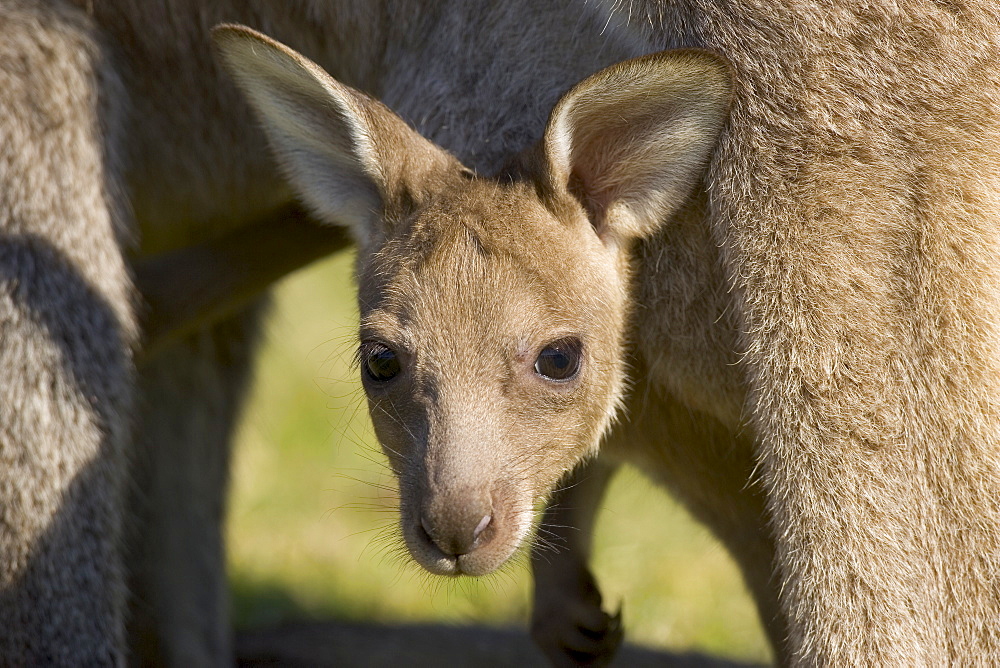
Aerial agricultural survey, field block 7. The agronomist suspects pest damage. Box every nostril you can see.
[418,509,494,557]
[420,515,434,542]
[473,514,492,542]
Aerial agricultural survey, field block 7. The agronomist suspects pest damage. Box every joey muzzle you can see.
[402,470,527,576]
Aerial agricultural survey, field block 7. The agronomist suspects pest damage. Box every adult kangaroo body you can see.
[0,2,637,664]
[564,1,1000,664]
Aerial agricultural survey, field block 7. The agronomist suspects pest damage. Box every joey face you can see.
[214,24,731,577]
[356,179,629,575]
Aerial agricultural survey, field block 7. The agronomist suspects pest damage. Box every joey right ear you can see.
[541,50,733,248]
[211,24,459,247]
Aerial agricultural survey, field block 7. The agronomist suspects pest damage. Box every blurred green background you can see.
[226,251,772,664]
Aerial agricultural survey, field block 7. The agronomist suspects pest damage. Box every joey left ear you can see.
[542,50,733,245]
[211,24,460,248]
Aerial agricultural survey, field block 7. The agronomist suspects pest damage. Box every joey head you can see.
[213,25,730,576]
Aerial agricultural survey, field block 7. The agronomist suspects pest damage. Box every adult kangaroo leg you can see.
[136,203,350,360]
[0,2,136,662]
[125,302,268,666]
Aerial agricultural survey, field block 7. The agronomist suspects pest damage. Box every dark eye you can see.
[534,338,582,382]
[362,342,401,383]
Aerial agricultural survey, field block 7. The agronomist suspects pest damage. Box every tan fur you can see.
[218,11,1000,668]
[604,1,1000,664]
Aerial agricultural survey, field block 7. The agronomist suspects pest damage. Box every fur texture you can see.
[218,7,1000,667]
[8,0,999,665]
[608,1,1000,663]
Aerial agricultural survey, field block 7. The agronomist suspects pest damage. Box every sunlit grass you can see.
[226,252,772,664]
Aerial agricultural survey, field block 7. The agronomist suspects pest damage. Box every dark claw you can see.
[534,602,623,667]
[566,605,623,667]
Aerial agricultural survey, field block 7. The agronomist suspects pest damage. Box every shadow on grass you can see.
[233,579,765,668]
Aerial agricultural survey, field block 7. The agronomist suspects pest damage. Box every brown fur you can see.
[607,1,1000,663]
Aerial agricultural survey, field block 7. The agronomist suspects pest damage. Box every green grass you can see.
[227,252,772,663]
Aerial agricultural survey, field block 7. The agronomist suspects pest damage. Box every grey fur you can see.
[0,1,634,664]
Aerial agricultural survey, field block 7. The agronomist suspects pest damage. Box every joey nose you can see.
[420,492,494,556]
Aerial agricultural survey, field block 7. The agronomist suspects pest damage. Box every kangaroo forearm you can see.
[135,203,351,360]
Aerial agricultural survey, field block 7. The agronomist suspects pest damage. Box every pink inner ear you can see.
[567,167,606,236]
[560,102,642,239]
[567,126,627,240]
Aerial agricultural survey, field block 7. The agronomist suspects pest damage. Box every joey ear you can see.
[211,24,458,247]
[542,50,732,245]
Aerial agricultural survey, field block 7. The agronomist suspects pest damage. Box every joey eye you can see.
[362,342,401,383]
[534,338,582,382]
